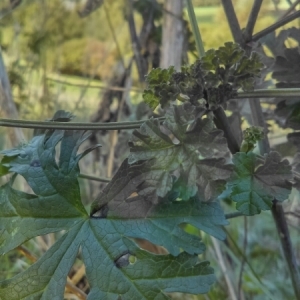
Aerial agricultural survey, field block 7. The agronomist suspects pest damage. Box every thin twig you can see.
[252,10,300,42]
[186,0,205,57]
[224,228,265,286]
[285,211,300,218]
[79,173,111,183]
[46,77,143,93]
[237,217,248,300]
[103,0,125,70]
[127,0,147,82]
[280,0,300,19]
[271,201,300,298]
[244,0,263,41]
[211,237,238,300]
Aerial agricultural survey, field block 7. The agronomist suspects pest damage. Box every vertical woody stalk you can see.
[222,0,300,298]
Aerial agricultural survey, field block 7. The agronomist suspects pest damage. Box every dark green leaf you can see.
[223,152,293,215]
[0,128,218,299]
[126,103,232,202]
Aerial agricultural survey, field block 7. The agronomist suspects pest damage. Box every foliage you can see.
[222,151,293,215]
[240,126,264,153]
[0,112,230,298]
[143,42,264,110]
[1,1,300,299]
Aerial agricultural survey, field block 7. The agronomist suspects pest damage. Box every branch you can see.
[0,117,165,130]
[244,0,263,41]
[225,211,244,219]
[213,107,240,154]
[248,94,300,299]
[186,0,205,57]
[103,1,125,70]
[46,77,143,93]
[252,10,300,42]
[127,0,147,82]
[272,201,300,299]
[79,173,111,183]
[220,0,244,45]
[280,0,300,19]
[236,88,300,98]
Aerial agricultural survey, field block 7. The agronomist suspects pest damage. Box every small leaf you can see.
[143,89,160,110]
[223,151,293,215]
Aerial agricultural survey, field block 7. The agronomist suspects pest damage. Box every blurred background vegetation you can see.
[0,0,299,299]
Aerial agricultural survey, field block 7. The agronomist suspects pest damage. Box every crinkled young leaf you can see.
[127,103,232,201]
[0,129,219,299]
[143,43,263,110]
[223,151,293,215]
[143,89,160,110]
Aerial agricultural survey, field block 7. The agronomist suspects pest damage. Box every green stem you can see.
[79,173,111,183]
[236,88,300,98]
[244,0,263,41]
[186,0,205,57]
[213,107,240,153]
[0,117,165,131]
[220,0,243,44]
[225,211,244,219]
[252,10,300,41]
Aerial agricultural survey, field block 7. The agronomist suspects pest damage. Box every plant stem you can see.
[244,0,263,41]
[236,88,300,98]
[218,2,300,296]
[280,0,300,19]
[213,107,240,153]
[252,10,300,41]
[272,201,300,299]
[79,173,111,183]
[249,99,300,298]
[220,0,244,44]
[186,0,205,57]
[225,211,244,219]
[0,117,165,131]
[1,88,300,131]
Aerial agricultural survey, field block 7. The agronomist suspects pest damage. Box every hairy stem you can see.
[220,0,244,44]
[252,10,300,41]
[219,1,300,297]
[186,0,205,57]
[236,88,300,98]
[2,88,300,130]
[213,107,240,153]
[244,0,263,41]
[0,117,165,131]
